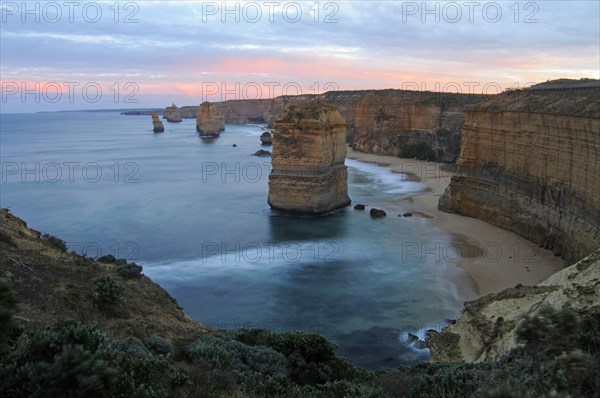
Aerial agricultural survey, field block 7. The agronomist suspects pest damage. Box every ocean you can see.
[0,112,473,369]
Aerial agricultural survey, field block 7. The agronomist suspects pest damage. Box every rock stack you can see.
[268,102,351,214]
[151,112,164,133]
[163,103,182,123]
[196,102,225,137]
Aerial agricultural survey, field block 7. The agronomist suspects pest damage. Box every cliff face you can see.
[162,90,485,161]
[346,90,486,161]
[268,102,350,214]
[439,87,600,263]
[428,249,600,362]
[196,102,225,136]
[213,99,272,124]
[151,112,164,133]
[163,103,182,122]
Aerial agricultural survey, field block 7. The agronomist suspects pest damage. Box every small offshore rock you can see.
[232,144,237,147]
[403,212,413,217]
[370,208,387,218]
[260,131,273,145]
[414,340,427,349]
[354,204,366,210]
[253,149,271,157]
[407,333,419,343]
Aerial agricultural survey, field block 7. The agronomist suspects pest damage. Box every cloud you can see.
[1,0,598,111]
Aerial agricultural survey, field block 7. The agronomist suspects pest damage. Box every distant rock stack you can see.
[196,102,225,137]
[268,102,351,214]
[163,103,182,123]
[151,112,164,133]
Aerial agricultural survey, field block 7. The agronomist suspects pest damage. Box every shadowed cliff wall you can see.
[439,87,600,262]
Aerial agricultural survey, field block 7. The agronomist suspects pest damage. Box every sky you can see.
[0,0,599,112]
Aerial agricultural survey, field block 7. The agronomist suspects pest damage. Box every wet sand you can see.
[347,148,565,298]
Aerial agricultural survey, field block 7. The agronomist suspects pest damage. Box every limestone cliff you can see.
[346,90,486,161]
[214,99,273,124]
[428,249,600,362]
[160,89,484,161]
[439,85,600,263]
[163,103,182,122]
[151,112,164,133]
[268,102,350,214]
[196,102,225,137]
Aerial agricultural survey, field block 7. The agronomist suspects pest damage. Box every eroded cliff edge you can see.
[428,248,600,362]
[439,86,600,263]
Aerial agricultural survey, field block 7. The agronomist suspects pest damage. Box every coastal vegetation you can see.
[1,208,598,397]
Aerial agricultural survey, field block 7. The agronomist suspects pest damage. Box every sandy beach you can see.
[347,147,565,298]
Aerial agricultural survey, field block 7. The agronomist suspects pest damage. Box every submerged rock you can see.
[370,208,386,218]
[253,149,271,157]
[196,102,225,137]
[151,112,164,133]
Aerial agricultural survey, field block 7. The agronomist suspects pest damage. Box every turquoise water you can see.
[0,112,471,369]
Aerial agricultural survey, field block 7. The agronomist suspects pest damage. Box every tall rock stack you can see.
[196,101,225,137]
[151,112,164,133]
[163,103,182,122]
[268,102,351,214]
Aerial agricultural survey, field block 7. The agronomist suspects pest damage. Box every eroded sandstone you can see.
[163,103,182,122]
[439,84,600,262]
[268,102,350,214]
[151,112,164,133]
[196,102,225,136]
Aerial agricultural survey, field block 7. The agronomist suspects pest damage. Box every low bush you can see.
[41,233,67,252]
[94,276,123,304]
[0,274,17,353]
[398,142,436,161]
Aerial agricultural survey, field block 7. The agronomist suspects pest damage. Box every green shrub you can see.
[187,333,288,377]
[111,337,150,360]
[1,321,172,398]
[516,305,580,358]
[94,276,123,304]
[41,233,67,252]
[27,321,107,361]
[145,336,174,356]
[0,274,17,353]
[398,142,436,161]
[0,230,13,245]
[577,312,600,355]
[96,255,127,266]
[234,329,360,386]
